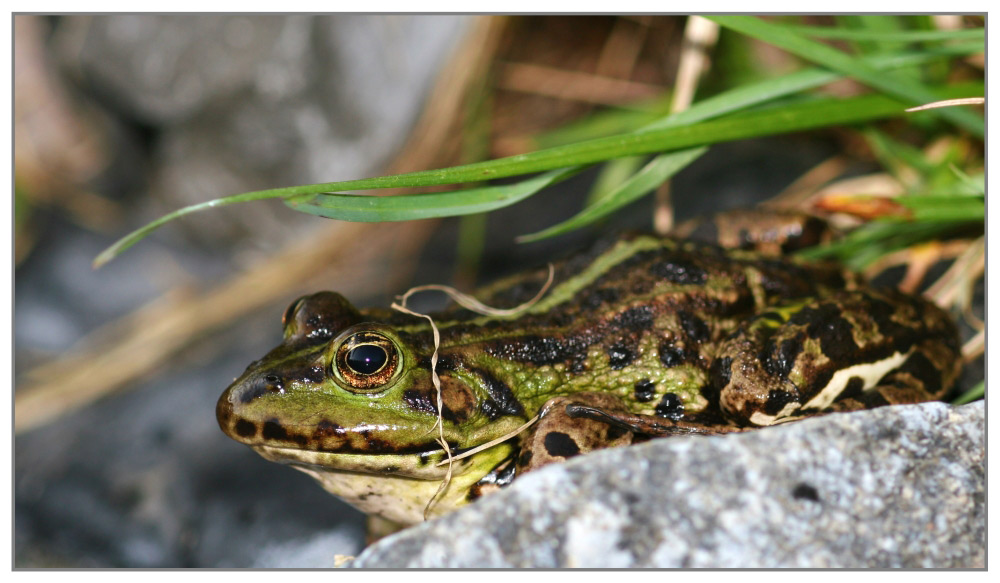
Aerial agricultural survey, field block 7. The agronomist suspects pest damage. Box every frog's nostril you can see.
[237,374,285,404]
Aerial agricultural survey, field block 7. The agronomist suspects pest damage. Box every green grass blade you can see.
[788,25,983,42]
[952,380,984,405]
[539,43,982,149]
[92,192,286,268]
[285,167,583,222]
[517,147,708,243]
[948,166,985,196]
[707,16,984,137]
[797,219,970,269]
[586,156,647,206]
[895,195,984,221]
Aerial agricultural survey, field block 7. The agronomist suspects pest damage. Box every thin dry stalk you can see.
[390,265,554,519]
[765,156,850,209]
[497,62,663,106]
[862,240,972,294]
[654,16,719,234]
[925,236,984,309]
[905,97,984,113]
[595,16,650,79]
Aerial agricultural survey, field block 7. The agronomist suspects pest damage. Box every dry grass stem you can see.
[396,264,555,318]
[437,413,541,466]
[766,156,850,209]
[862,240,972,294]
[391,264,554,518]
[925,236,984,309]
[905,97,984,112]
[595,16,649,79]
[654,16,719,234]
[961,329,984,362]
[497,62,662,106]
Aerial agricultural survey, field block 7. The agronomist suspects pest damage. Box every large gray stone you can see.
[352,401,984,568]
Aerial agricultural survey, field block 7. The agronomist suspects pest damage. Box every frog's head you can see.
[217,292,528,483]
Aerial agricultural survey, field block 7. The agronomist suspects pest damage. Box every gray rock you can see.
[51,15,470,246]
[352,401,984,568]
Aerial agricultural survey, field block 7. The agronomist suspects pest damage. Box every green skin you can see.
[217,222,961,525]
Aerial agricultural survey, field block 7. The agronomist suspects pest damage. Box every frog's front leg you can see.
[713,288,962,427]
[514,393,636,475]
[515,393,746,476]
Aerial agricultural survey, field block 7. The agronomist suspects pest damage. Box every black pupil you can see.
[346,345,388,375]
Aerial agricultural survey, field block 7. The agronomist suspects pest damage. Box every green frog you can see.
[216,211,961,526]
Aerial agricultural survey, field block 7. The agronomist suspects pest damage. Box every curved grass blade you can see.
[92,190,294,268]
[517,147,707,243]
[286,167,583,222]
[96,80,978,266]
[707,16,984,137]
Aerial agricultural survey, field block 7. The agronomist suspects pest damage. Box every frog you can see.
[216,211,961,527]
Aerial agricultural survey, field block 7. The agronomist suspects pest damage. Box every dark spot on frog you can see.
[234,420,257,438]
[655,392,685,420]
[893,351,943,393]
[650,258,708,285]
[658,343,687,367]
[838,376,866,401]
[543,432,581,458]
[792,482,821,502]
[659,342,687,367]
[711,356,733,386]
[612,305,655,331]
[487,334,595,366]
[402,389,437,415]
[581,287,620,310]
[763,389,796,416]
[794,303,859,362]
[678,311,710,343]
[607,341,636,370]
[261,419,286,440]
[469,367,525,419]
[518,449,533,468]
[262,419,306,447]
[761,334,804,379]
[294,366,325,383]
[633,379,656,402]
[867,296,917,353]
[605,424,629,440]
[313,419,343,439]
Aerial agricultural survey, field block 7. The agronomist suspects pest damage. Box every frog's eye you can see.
[334,331,400,391]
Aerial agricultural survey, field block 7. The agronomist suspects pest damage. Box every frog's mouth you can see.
[253,443,490,480]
